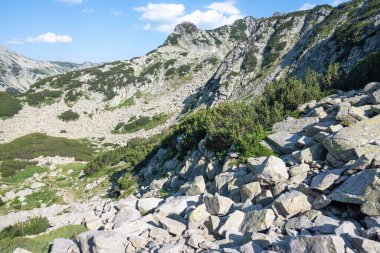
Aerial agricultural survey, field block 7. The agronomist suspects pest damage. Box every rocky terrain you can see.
[3,82,380,253]
[0,45,96,93]
[0,0,379,145]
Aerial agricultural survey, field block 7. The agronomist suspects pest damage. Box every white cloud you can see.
[330,0,346,6]
[59,0,83,4]
[111,9,123,17]
[134,1,243,33]
[299,2,316,10]
[81,8,94,14]
[6,39,23,45]
[27,32,73,43]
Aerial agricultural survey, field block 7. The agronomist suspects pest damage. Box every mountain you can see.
[0,0,379,146]
[0,45,97,93]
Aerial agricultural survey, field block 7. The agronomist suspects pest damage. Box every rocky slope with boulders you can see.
[1,0,379,145]
[5,82,380,253]
[0,45,96,93]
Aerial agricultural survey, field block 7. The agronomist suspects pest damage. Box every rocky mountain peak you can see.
[174,21,199,35]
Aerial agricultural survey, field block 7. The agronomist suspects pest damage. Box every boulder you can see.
[188,204,210,229]
[13,249,33,253]
[323,115,380,161]
[349,235,380,253]
[240,182,261,202]
[50,238,80,253]
[310,168,345,191]
[289,164,310,177]
[254,156,289,185]
[312,194,332,209]
[336,102,366,126]
[247,157,267,173]
[156,215,187,236]
[273,235,345,253]
[187,233,206,248]
[77,231,128,253]
[240,209,276,233]
[218,210,245,236]
[311,214,341,234]
[266,132,301,154]
[156,196,199,216]
[112,207,141,228]
[272,117,319,134]
[180,176,206,196]
[371,89,380,104]
[272,190,311,218]
[292,144,327,164]
[204,194,233,216]
[285,216,313,230]
[137,198,164,214]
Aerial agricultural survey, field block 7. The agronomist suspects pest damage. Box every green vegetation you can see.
[177,64,192,75]
[1,166,49,185]
[58,110,80,122]
[64,89,83,105]
[0,160,37,178]
[164,59,176,68]
[141,62,162,76]
[0,216,49,240]
[165,67,177,77]
[229,19,248,41]
[25,89,63,106]
[241,48,258,71]
[344,51,380,90]
[0,92,22,119]
[84,132,169,176]
[113,114,170,134]
[23,189,61,210]
[0,133,93,161]
[0,224,86,253]
[165,34,181,45]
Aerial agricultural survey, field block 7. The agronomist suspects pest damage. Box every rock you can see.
[188,204,210,229]
[156,215,187,236]
[323,115,380,161]
[218,210,245,236]
[289,164,310,177]
[274,235,345,253]
[310,168,345,190]
[326,124,343,133]
[240,241,263,253]
[311,214,341,234]
[349,235,380,253]
[365,216,380,229]
[240,209,276,233]
[113,214,156,236]
[296,136,316,149]
[85,217,103,230]
[272,190,311,218]
[254,156,289,185]
[199,240,219,250]
[13,249,33,253]
[336,102,366,126]
[312,194,331,209]
[156,196,199,216]
[371,89,380,104]
[112,207,141,228]
[137,198,164,214]
[204,194,233,216]
[285,216,313,230]
[50,238,80,253]
[255,190,274,206]
[187,233,206,248]
[240,182,261,202]
[149,227,170,239]
[77,231,128,253]
[292,144,327,164]
[129,236,147,249]
[364,82,380,93]
[180,176,206,196]
[266,132,301,154]
[247,157,267,173]
[272,117,319,134]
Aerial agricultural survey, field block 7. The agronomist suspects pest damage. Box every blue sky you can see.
[0,0,347,63]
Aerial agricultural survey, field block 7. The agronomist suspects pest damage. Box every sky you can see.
[0,0,347,63]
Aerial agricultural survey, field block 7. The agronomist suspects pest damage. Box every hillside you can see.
[0,45,96,93]
[0,0,379,146]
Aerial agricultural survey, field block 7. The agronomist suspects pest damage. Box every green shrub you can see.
[9,199,21,210]
[165,67,177,77]
[241,50,258,71]
[0,216,49,239]
[58,110,80,121]
[0,160,37,178]
[177,64,192,75]
[113,114,170,134]
[0,92,22,119]
[0,133,93,161]
[0,197,4,207]
[25,89,63,106]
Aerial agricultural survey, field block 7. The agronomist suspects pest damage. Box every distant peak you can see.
[174,22,198,34]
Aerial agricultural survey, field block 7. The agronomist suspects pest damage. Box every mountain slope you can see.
[0,0,379,145]
[0,45,96,92]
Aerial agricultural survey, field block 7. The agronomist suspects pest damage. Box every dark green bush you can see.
[177,64,192,75]
[25,89,63,106]
[58,110,80,121]
[0,216,49,240]
[113,114,170,134]
[0,160,37,178]
[0,133,93,161]
[10,199,21,210]
[0,92,22,119]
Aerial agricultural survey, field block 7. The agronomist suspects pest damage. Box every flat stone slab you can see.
[272,117,319,134]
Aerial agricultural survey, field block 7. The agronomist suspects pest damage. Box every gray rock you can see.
[296,136,316,149]
[240,209,276,233]
[156,196,199,216]
[365,216,380,229]
[292,144,327,164]
[240,241,263,253]
[255,190,274,207]
[323,115,380,161]
[266,132,301,154]
[77,231,128,253]
[272,117,319,134]
[254,156,289,185]
[371,89,380,105]
[149,227,170,239]
[311,214,341,234]
[312,194,331,209]
[137,198,164,214]
[272,190,311,218]
[204,194,234,216]
[13,249,33,253]
[218,210,245,236]
[188,204,210,229]
[349,235,380,253]
[187,233,206,248]
[364,82,380,93]
[310,168,344,191]
[199,240,219,250]
[285,216,313,230]
[180,176,206,196]
[336,102,367,126]
[273,235,345,253]
[247,157,267,173]
[156,215,187,236]
[240,182,261,202]
[289,164,310,177]
[112,207,141,228]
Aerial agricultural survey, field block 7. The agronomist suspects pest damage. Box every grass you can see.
[0,92,22,119]
[23,189,62,210]
[0,216,50,240]
[0,160,37,178]
[106,97,135,111]
[0,133,94,161]
[0,224,87,253]
[113,113,170,134]
[58,110,80,122]
[0,166,49,185]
